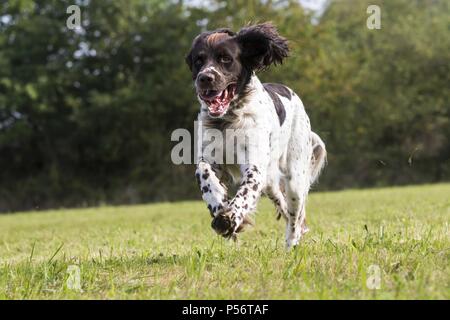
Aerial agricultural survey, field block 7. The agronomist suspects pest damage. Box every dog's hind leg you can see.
[283,113,315,249]
[265,166,288,221]
[292,132,326,236]
[284,184,309,249]
[266,185,288,221]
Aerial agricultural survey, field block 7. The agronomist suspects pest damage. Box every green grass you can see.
[0,184,449,299]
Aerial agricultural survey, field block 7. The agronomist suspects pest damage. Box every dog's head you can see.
[185,23,289,118]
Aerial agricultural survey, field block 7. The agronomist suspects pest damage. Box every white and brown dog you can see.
[186,23,326,248]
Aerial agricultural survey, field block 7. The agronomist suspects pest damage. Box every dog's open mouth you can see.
[199,83,237,117]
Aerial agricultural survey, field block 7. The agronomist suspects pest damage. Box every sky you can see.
[184,0,329,12]
[299,0,328,12]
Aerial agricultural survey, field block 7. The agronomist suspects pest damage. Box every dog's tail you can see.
[310,132,327,185]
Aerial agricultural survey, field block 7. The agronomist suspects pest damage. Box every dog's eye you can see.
[194,57,203,66]
[219,55,232,64]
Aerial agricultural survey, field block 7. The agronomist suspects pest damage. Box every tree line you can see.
[0,0,448,212]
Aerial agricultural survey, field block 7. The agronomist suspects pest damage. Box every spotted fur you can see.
[187,23,327,249]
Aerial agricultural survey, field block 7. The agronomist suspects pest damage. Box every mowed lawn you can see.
[0,184,449,299]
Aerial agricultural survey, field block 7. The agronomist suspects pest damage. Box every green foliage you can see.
[312,0,450,188]
[0,0,448,211]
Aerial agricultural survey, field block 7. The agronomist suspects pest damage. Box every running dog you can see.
[186,22,326,248]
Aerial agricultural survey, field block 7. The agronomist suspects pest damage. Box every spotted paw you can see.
[211,208,236,239]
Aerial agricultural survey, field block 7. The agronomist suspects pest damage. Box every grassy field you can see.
[0,184,449,299]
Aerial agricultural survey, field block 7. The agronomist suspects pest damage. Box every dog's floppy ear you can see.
[185,35,200,71]
[185,34,203,71]
[185,49,193,70]
[236,22,289,72]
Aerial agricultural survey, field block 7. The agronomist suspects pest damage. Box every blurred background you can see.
[0,0,448,212]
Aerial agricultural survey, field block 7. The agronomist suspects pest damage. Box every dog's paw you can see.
[211,207,236,239]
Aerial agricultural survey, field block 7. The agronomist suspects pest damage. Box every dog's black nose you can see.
[198,73,214,84]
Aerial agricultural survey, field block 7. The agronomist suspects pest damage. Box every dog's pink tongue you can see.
[209,98,222,114]
[208,89,230,115]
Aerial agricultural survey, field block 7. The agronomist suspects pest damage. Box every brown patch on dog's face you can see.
[206,32,231,46]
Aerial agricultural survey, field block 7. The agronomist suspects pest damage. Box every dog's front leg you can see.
[196,161,229,218]
[212,164,266,238]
